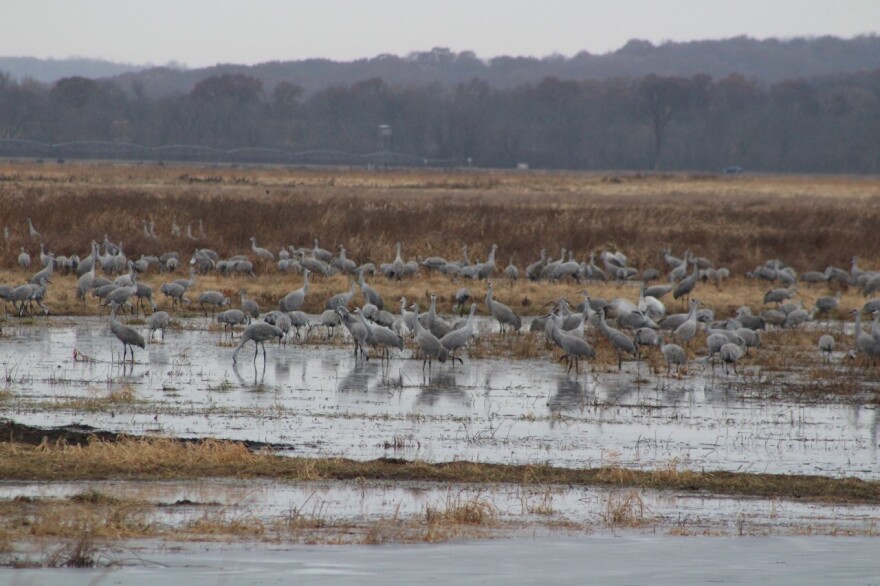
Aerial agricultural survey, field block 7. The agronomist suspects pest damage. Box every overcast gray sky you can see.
[4,0,878,68]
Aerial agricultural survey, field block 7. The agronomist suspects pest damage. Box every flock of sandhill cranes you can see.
[4,216,880,375]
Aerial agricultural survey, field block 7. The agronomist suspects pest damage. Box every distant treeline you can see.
[1,66,880,172]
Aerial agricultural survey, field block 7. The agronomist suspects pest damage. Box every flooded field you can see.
[1,317,877,479]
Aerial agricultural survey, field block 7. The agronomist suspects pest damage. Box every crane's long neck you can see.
[303,272,310,294]
[485,286,493,306]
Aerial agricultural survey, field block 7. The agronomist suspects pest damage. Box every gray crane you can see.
[474,244,498,280]
[160,282,190,309]
[196,291,230,317]
[325,281,357,311]
[134,282,158,316]
[548,314,596,375]
[440,303,478,363]
[719,342,745,375]
[389,242,405,280]
[673,299,700,347]
[17,247,30,268]
[485,281,521,334]
[26,217,41,241]
[505,256,519,282]
[598,309,636,371]
[763,287,797,306]
[399,297,417,338]
[453,287,472,316]
[525,249,547,281]
[409,302,448,370]
[109,307,145,364]
[147,311,171,341]
[355,307,403,361]
[312,239,333,263]
[672,261,699,307]
[331,246,358,275]
[336,307,369,359]
[75,264,96,308]
[318,309,341,339]
[232,322,283,363]
[239,289,260,318]
[818,334,835,363]
[279,268,311,312]
[105,281,138,317]
[171,216,181,238]
[657,335,687,375]
[357,269,384,310]
[218,309,249,338]
[423,293,453,339]
[250,236,275,262]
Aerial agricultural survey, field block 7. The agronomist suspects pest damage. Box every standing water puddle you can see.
[1,318,877,478]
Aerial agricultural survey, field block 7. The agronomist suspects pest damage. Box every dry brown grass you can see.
[3,162,880,281]
[1,436,877,504]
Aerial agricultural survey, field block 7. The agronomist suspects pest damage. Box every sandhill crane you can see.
[851,310,880,363]
[764,287,797,306]
[147,311,171,342]
[337,307,369,359]
[505,256,519,282]
[239,290,260,318]
[818,334,835,363]
[196,291,230,317]
[719,342,745,375]
[250,237,275,262]
[171,216,181,238]
[332,246,358,275]
[217,309,249,340]
[18,247,30,268]
[134,282,158,316]
[75,264,97,308]
[474,244,498,280]
[232,322,283,363]
[453,287,471,316]
[548,315,596,375]
[357,269,384,310]
[814,292,841,319]
[160,282,189,309]
[390,242,405,280]
[109,307,145,364]
[674,299,700,346]
[598,309,636,371]
[312,239,333,263]
[355,307,403,360]
[423,293,452,339]
[440,303,478,363]
[26,217,41,241]
[399,297,417,338]
[317,309,341,339]
[105,281,138,317]
[526,249,547,281]
[39,243,53,268]
[485,281,521,334]
[409,303,448,370]
[325,281,357,311]
[279,268,310,312]
[658,335,687,375]
[673,262,699,307]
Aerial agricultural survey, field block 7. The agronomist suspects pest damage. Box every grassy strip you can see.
[1,437,877,504]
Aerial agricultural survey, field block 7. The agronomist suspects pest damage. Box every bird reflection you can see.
[337,359,379,393]
[548,375,591,414]
[417,371,470,407]
[232,358,266,389]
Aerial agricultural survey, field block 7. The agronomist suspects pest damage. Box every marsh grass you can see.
[2,437,877,503]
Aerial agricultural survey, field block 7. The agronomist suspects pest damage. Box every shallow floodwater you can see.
[5,536,880,585]
[1,318,878,478]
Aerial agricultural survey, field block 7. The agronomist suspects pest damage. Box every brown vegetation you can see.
[1,436,877,504]
[2,163,880,278]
